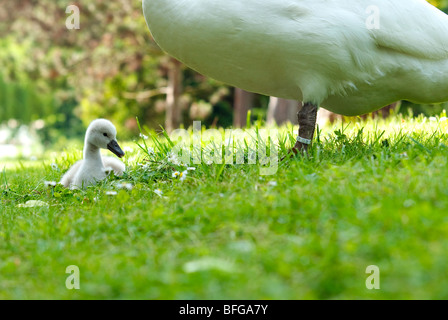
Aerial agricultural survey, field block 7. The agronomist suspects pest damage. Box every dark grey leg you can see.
[292,102,318,154]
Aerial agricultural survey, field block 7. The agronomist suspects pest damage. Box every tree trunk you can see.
[165,58,183,133]
[267,97,300,125]
[233,88,255,127]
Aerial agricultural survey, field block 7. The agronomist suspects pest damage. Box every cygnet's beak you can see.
[107,140,125,158]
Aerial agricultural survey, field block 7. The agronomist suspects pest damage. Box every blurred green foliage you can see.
[0,0,235,143]
[0,0,447,144]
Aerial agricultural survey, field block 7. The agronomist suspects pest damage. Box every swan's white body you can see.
[60,119,126,189]
[143,0,448,115]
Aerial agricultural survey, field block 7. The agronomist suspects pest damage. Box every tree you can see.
[165,58,183,132]
[233,88,254,127]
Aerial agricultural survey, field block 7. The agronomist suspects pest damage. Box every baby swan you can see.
[60,119,126,189]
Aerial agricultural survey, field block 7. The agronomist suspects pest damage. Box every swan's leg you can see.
[291,102,318,154]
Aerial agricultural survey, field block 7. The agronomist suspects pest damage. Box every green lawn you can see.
[1,114,448,299]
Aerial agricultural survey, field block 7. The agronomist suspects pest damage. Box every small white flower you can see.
[268,181,278,187]
[172,170,188,181]
[140,133,149,140]
[167,152,181,165]
[17,200,49,208]
[429,117,437,122]
[125,183,133,190]
[147,147,155,155]
[154,189,163,197]
[44,181,57,187]
[186,167,196,171]
[106,191,118,196]
[439,117,448,122]
[124,146,133,153]
[116,182,133,191]
[139,163,150,170]
[50,163,59,170]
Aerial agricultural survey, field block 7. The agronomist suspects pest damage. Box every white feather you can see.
[142,0,448,115]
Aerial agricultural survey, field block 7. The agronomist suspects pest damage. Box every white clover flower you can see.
[154,189,163,197]
[105,191,118,196]
[44,181,57,187]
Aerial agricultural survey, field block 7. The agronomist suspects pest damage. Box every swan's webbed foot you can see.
[286,102,318,157]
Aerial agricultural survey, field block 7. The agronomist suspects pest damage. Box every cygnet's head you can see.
[85,119,125,158]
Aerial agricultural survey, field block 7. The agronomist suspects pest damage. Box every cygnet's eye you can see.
[103,133,108,137]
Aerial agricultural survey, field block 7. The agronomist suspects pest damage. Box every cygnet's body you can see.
[60,119,126,189]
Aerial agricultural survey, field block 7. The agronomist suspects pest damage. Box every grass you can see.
[1,113,448,299]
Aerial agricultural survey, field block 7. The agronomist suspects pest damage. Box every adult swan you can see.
[142,0,448,152]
